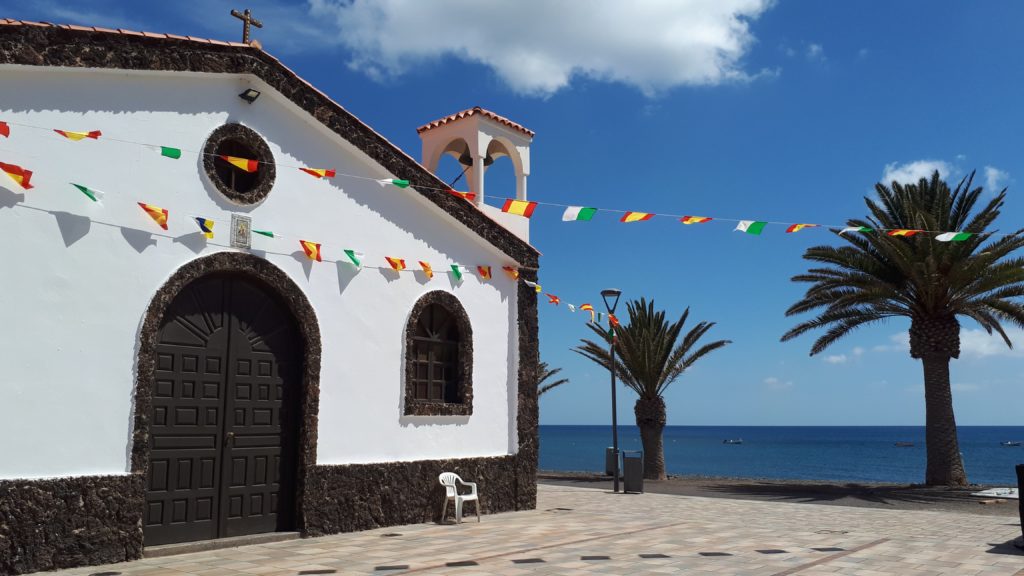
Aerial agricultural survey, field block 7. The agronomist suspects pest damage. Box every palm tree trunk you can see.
[634,396,667,480]
[920,354,968,487]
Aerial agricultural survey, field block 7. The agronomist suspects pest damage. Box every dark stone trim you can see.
[0,25,539,268]
[202,123,276,205]
[403,291,473,416]
[133,252,322,533]
[0,474,144,575]
[514,269,540,510]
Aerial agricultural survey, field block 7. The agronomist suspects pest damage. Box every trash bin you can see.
[622,450,644,493]
[605,447,618,476]
[1016,464,1024,545]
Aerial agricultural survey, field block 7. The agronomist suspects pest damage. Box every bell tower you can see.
[418,107,534,241]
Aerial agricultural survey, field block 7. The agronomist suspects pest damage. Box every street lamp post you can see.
[601,288,622,493]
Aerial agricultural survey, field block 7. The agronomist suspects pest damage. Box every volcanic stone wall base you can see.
[302,455,532,536]
[0,474,144,576]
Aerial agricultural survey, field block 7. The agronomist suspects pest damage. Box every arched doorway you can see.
[143,273,303,546]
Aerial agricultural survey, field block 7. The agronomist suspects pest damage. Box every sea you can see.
[539,425,1024,485]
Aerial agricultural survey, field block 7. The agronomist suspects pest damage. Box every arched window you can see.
[404,291,473,416]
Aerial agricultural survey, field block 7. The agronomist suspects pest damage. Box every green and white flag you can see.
[840,226,873,235]
[70,183,104,203]
[567,304,576,312]
[376,178,410,188]
[935,232,973,242]
[253,229,275,238]
[344,249,363,268]
[450,264,464,281]
[562,206,597,221]
[735,220,767,235]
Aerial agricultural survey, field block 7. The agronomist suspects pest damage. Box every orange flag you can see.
[386,257,406,271]
[220,155,259,172]
[300,240,322,262]
[54,129,101,141]
[546,294,560,305]
[419,261,434,279]
[0,162,34,190]
[502,266,519,280]
[138,202,169,230]
[300,167,336,179]
[477,266,492,280]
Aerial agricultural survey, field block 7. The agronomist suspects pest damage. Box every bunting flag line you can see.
[546,294,560,305]
[300,168,336,179]
[562,206,597,221]
[621,211,654,223]
[253,229,275,238]
[138,202,168,230]
[386,256,406,271]
[736,220,767,235]
[377,178,410,188]
[579,303,595,322]
[300,240,322,262]
[447,189,476,201]
[70,183,103,203]
[840,226,873,235]
[501,199,538,218]
[220,155,259,172]
[0,121,8,138]
[451,264,464,281]
[54,129,101,141]
[523,280,542,293]
[419,261,434,279]
[195,217,214,239]
[786,223,819,233]
[159,146,182,159]
[344,249,363,268]
[935,232,973,242]
[888,229,923,237]
[1,162,34,190]
[502,266,520,280]
[477,266,492,280]
[681,216,712,224]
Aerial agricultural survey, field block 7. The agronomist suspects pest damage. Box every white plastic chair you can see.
[438,472,480,523]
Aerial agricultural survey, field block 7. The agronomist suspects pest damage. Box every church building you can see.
[0,19,539,574]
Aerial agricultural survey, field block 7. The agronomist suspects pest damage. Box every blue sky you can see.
[7,0,1024,425]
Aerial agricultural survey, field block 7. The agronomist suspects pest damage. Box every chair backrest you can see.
[438,472,460,497]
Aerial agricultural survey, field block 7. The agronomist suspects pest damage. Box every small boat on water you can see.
[1000,441,1021,447]
[894,441,914,447]
[723,438,743,445]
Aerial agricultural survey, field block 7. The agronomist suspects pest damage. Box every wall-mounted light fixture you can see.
[238,89,261,104]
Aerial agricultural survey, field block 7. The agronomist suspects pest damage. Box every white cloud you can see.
[763,376,794,390]
[951,382,982,392]
[873,332,909,353]
[823,354,847,364]
[857,48,870,59]
[806,43,825,61]
[984,165,1009,192]
[881,160,951,185]
[853,346,865,356]
[309,0,775,96]
[959,328,1024,358]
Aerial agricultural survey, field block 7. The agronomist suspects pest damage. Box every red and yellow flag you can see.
[579,303,596,322]
[448,189,476,201]
[219,155,259,172]
[680,216,712,225]
[888,229,923,237]
[546,294,560,305]
[0,162,34,190]
[621,211,654,223]
[609,314,621,328]
[477,266,492,280]
[502,266,519,280]
[300,240,322,262]
[299,167,336,179]
[0,122,9,138]
[786,223,819,233]
[419,261,434,279]
[501,199,538,218]
[138,202,169,230]
[54,129,101,141]
[386,256,406,271]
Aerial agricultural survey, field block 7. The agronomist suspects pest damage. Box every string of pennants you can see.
[0,118,994,242]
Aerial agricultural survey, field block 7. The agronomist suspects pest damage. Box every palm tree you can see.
[575,298,731,480]
[782,171,1024,486]
[537,362,570,396]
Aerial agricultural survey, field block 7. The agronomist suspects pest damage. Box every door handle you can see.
[226,432,235,445]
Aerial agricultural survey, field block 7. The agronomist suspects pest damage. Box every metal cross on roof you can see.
[230,8,263,44]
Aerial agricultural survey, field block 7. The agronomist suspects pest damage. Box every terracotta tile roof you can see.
[417,106,534,138]
[0,18,251,47]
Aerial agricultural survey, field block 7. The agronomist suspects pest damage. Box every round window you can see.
[202,123,276,205]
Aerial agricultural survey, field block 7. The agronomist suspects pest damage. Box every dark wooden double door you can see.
[145,275,302,546]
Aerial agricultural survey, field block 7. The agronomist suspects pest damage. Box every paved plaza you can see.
[38,484,1024,576]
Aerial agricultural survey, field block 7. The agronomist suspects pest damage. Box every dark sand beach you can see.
[539,471,1021,517]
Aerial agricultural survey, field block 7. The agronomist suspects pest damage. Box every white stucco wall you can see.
[0,66,521,480]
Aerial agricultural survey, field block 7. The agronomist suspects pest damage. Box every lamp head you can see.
[238,88,261,104]
[600,288,622,314]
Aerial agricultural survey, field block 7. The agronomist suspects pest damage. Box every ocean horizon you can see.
[539,425,1024,485]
